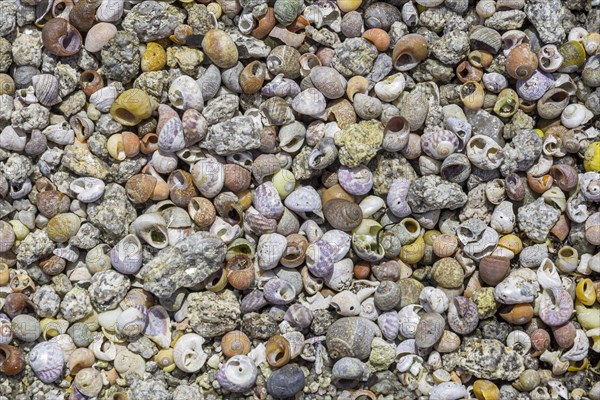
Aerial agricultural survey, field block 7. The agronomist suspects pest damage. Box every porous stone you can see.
[123,1,185,42]
[524,0,566,44]
[406,175,468,213]
[201,116,261,156]
[187,290,241,337]
[139,232,226,298]
[334,120,384,168]
[88,270,131,311]
[60,287,92,322]
[101,31,141,84]
[16,229,54,266]
[501,130,543,175]
[87,184,137,244]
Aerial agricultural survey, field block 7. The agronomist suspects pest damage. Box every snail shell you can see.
[217,355,258,393]
[115,306,147,337]
[325,317,381,360]
[0,345,25,376]
[168,75,204,112]
[310,66,347,99]
[415,312,445,348]
[110,234,143,275]
[28,341,64,383]
[173,333,207,373]
[392,34,428,71]
[221,330,251,358]
[74,368,103,398]
[42,18,82,57]
[32,74,62,107]
[323,199,363,232]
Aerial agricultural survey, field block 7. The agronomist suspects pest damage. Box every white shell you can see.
[130,212,169,249]
[561,104,594,129]
[89,86,118,112]
[191,157,224,198]
[116,307,147,337]
[97,308,122,332]
[360,297,380,321]
[321,229,351,262]
[90,333,117,361]
[28,341,64,383]
[0,126,27,152]
[217,355,258,393]
[490,201,515,234]
[173,333,207,373]
[43,121,74,146]
[331,290,361,316]
[466,135,504,170]
[169,75,204,112]
[429,382,469,400]
[210,217,241,244]
[506,330,532,354]
[110,234,143,274]
[114,349,145,378]
[96,0,124,22]
[323,258,354,291]
[398,304,422,339]
[494,269,540,304]
[537,258,562,289]
[291,88,327,117]
[419,287,449,314]
[374,73,406,102]
[561,330,589,361]
[257,233,287,270]
[70,177,105,203]
[359,195,385,218]
[284,186,323,214]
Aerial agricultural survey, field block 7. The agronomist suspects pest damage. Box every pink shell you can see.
[28,342,64,383]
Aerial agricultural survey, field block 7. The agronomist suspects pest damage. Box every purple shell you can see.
[285,303,314,329]
[377,311,400,341]
[387,178,412,218]
[516,70,554,101]
[244,207,278,235]
[539,287,574,326]
[28,341,64,383]
[217,355,258,393]
[306,239,336,277]
[338,165,374,196]
[241,290,268,313]
[263,278,296,305]
[253,182,284,219]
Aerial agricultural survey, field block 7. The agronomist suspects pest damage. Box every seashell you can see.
[32,74,61,107]
[42,121,74,146]
[285,186,323,219]
[89,86,118,113]
[346,76,369,102]
[353,93,382,120]
[338,0,362,12]
[468,50,494,69]
[580,172,600,202]
[257,233,287,270]
[67,348,94,375]
[188,197,216,229]
[253,182,284,220]
[493,88,520,118]
[420,130,459,161]
[466,135,504,170]
[447,296,479,335]
[0,127,27,152]
[265,335,291,368]
[470,26,502,54]
[326,317,381,360]
[279,121,306,153]
[110,89,155,126]
[244,207,278,235]
[79,70,104,100]
[74,368,102,398]
[130,213,168,249]
[460,81,485,110]
[168,76,203,112]
[415,312,445,348]
[358,296,378,321]
[539,287,574,327]
[377,311,399,341]
[308,137,338,170]
[173,333,207,373]
[0,345,25,376]
[478,255,510,287]
[260,97,295,126]
[323,199,363,232]
[561,104,593,129]
[217,355,258,393]
[331,357,370,389]
[28,341,64,383]
[285,303,313,329]
[538,93,569,125]
[267,46,301,79]
[42,18,82,57]
[240,61,266,95]
[505,44,538,80]
[144,306,171,349]
[292,88,327,117]
[375,73,405,103]
[362,28,390,52]
[429,382,469,400]
[372,280,400,311]
[386,178,411,218]
[115,306,147,337]
[456,61,483,83]
[331,291,361,316]
[262,75,301,99]
[264,278,296,305]
[392,34,428,71]
[191,158,224,199]
[310,66,347,99]
[558,40,586,73]
[96,0,123,22]
[336,165,372,196]
[221,330,251,358]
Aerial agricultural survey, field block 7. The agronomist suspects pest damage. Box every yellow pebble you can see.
[141,42,167,72]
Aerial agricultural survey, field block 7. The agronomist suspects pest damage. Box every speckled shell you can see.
[28,341,64,383]
[447,296,479,335]
[168,75,204,112]
[326,317,381,360]
[267,46,302,79]
[306,239,337,277]
[292,88,327,117]
[285,186,322,214]
[415,312,445,348]
[217,355,258,393]
[191,158,224,198]
[263,278,297,305]
[253,182,285,219]
[144,306,171,349]
[515,70,554,102]
[202,29,239,69]
[285,303,313,328]
[421,130,460,160]
[310,66,347,99]
[377,311,399,341]
[539,287,574,326]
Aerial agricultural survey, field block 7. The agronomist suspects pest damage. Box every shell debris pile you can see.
[0,0,600,398]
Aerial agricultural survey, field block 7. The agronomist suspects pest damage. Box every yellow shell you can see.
[534,129,545,139]
[576,300,600,329]
[154,349,175,372]
[584,142,600,172]
[141,43,167,72]
[110,89,156,127]
[337,0,362,12]
[46,213,81,243]
[473,379,500,400]
[207,3,222,19]
[272,169,296,199]
[576,278,597,306]
[399,236,425,264]
[568,358,589,372]
[558,40,586,73]
[497,234,523,255]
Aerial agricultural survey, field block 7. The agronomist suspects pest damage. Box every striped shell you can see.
[32,74,62,107]
[28,341,64,383]
[421,130,460,160]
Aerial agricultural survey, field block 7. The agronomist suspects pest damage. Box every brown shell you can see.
[122,131,140,158]
[362,28,390,52]
[258,126,279,154]
[3,293,35,318]
[530,328,551,354]
[252,7,276,39]
[140,133,159,154]
[505,173,525,201]
[168,170,198,207]
[214,193,244,226]
[188,197,216,228]
[221,330,251,357]
[478,256,510,286]
[346,76,369,101]
[551,322,576,349]
[415,312,445,348]
[42,18,83,57]
[0,345,25,376]
[392,33,428,71]
[550,213,571,241]
[79,70,104,97]
[39,255,66,276]
[0,263,8,286]
[506,44,538,80]
[280,233,308,268]
[468,50,494,68]
[456,61,483,83]
[323,199,363,231]
[69,0,97,32]
[125,174,157,204]
[353,261,371,279]
[240,61,267,94]
[226,254,255,290]
[527,173,553,193]
[549,164,578,192]
[432,234,458,258]
[498,303,533,325]
[322,184,354,205]
[36,190,71,218]
[223,164,252,192]
[265,335,291,367]
[120,288,155,310]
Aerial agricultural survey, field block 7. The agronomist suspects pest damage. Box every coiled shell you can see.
[217,355,258,393]
[173,333,207,373]
[28,341,64,383]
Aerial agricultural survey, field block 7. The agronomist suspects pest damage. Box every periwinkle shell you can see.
[28,341,64,383]
[325,317,381,360]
